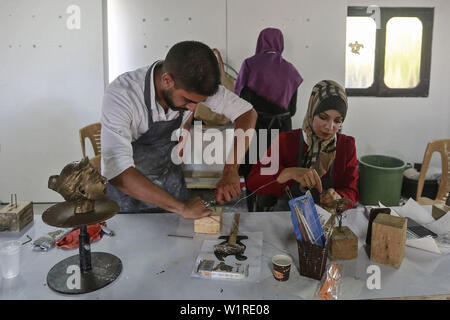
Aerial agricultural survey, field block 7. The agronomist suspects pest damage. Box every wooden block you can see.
[0,201,34,232]
[194,207,222,234]
[370,214,407,268]
[432,203,449,220]
[330,226,358,260]
[185,178,221,189]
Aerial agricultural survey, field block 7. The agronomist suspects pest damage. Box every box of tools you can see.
[0,196,34,232]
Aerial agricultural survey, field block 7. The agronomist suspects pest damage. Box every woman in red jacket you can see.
[246,80,359,211]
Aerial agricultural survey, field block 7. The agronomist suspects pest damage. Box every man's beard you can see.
[162,89,185,113]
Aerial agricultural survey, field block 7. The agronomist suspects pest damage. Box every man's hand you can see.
[276,167,323,193]
[180,197,212,220]
[320,188,342,208]
[110,167,211,220]
[215,167,241,204]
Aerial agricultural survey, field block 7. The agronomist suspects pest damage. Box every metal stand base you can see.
[47,252,122,294]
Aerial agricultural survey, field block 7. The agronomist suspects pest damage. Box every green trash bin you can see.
[358,155,407,206]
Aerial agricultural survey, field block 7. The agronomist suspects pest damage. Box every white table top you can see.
[1,204,449,300]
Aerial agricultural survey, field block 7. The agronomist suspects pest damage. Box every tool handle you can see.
[228,214,240,245]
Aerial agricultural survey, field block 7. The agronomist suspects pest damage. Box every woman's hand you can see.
[320,188,342,208]
[276,167,323,193]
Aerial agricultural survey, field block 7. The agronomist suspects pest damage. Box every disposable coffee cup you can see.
[272,254,292,281]
[0,240,21,279]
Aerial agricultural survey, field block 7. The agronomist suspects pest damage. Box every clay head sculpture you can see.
[48,157,107,213]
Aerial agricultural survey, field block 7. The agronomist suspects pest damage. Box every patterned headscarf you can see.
[301,80,348,177]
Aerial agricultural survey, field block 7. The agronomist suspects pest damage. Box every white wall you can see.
[0,0,104,202]
[1,0,448,202]
[107,0,227,82]
[227,0,346,137]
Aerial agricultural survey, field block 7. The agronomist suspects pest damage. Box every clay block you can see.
[194,207,222,234]
[0,201,34,232]
[330,226,358,260]
[370,214,407,268]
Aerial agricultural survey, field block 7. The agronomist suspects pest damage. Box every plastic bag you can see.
[316,263,343,300]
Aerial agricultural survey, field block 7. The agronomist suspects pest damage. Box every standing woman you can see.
[234,27,303,210]
[234,28,303,169]
[234,27,303,130]
[246,80,359,211]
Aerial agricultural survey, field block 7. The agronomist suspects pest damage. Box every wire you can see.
[228,179,278,211]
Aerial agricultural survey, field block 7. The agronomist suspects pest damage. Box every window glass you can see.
[384,17,423,88]
[345,17,377,88]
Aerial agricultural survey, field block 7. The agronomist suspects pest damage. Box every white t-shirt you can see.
[101,62,253,180]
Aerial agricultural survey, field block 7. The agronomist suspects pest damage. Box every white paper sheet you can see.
[405,237,442,254]
[398,198,434,224]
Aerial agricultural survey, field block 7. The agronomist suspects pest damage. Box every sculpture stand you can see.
[43,199,122,294]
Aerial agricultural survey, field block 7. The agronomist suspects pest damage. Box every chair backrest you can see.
[213,48,237,92]
[79,122,102,157]
[89,154,101,172]
[416,138,450,204]
[193,49,233,126]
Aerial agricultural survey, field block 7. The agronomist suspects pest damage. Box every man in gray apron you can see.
[101,41,257,217]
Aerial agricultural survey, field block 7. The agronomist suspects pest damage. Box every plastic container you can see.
[358,155,407,206]
[0,240,21,279]
[401,163,439,200]
[402,176,439,200]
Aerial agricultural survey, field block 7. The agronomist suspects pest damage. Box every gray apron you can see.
[272,131,334,211]
[106,62,187,213]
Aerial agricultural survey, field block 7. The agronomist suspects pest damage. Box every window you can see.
[345,7,433,97]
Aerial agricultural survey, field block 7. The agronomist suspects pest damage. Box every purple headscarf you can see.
[234,28,303,110]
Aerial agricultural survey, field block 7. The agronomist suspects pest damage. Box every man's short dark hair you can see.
[163,41,220,96]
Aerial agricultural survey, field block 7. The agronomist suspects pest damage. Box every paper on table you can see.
[423,210,450,236]
[378,201,401,216]
[397,198,434,224]
[406,237,442,254]
[394,198,450,254]
[399,198,450,235]
[377,199,450,255]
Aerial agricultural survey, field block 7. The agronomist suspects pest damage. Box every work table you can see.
[1,204,450,300]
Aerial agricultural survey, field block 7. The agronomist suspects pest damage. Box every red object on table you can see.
[56,222,106,249]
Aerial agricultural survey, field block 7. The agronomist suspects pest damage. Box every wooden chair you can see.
[89,154,101,172]
[79,122,101,157]
[416,138,450,205]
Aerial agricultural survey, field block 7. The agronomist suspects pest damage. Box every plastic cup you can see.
[0,240,21,279]
[272,254,292,281]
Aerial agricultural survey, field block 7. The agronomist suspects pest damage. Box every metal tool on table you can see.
[213,213,248,261]
[101,224,115,236]
[204,199,218,209]
[204,188,222,209]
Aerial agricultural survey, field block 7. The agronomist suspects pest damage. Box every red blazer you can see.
[246,129,359,206]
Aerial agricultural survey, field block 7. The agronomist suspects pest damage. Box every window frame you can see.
[346,6,434,97]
